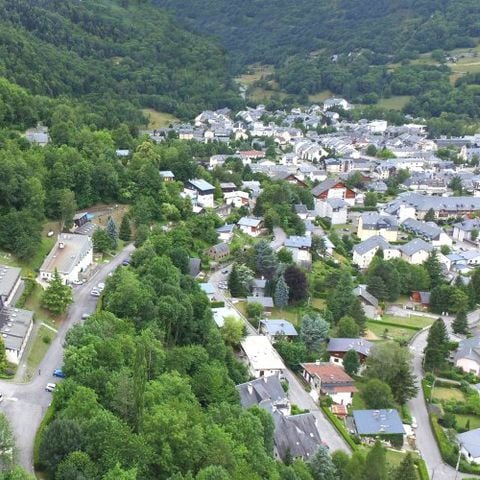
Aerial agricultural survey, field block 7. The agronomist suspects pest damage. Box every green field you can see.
[455,414,480,430]
[25,324,56,380]
[141,108,179,128]
[381,314,434,329]
[366,321,416,343]
[432,387,465,402]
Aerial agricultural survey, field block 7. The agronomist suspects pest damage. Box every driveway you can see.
[408,318,478,479]
[270,227,287,252]
[0,244,134,472]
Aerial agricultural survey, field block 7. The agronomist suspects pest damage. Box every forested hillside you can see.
[0,0,241,124]
[155,0,480,70]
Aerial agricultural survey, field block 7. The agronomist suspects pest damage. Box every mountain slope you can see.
[0,0,241,124]
[154,0,480,70]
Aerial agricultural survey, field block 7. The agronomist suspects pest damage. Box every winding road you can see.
[0,245,134,472]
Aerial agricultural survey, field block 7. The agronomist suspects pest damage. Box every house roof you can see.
[454,218,480,232]
[295,204,309,214]
[188,258,201,277]
[301,362,355,385]
[0,302,33,352]
[400,238,433,257]
[353,235,394,256]
[311,178,345,197]
[260,320,298,337]
[273,411,323,461]
[361,213,398,230]
[220,182,237,190]
[284,236,312,249]
[454,336,480,365]
[240,335,285,371]
[353,409,405,436]
[252,279,267,289]
[238,217,263,228]
[401,218,442,241]
[353,285,379,308]
[159,170,175,178]
[327,198,348,209]
[199,283,215,295]
[40,234,92,276]
[0,265,21,300]
[247,296,274,308]
[209,242,230,255]
[216,224,235,234]
[458,428,480,458]
[187,178,215,192]
[236,374,287,410]
[327,338,373,357]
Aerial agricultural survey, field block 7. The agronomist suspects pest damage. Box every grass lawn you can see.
[23,282,56,325]
[432,387,465,402]
[310,298,326,310]
[235,64,275,87]
[270,307,301,325]
[381,314,434,329]
[377,95,412,110]
[366,321,416,343]
[385,449,420,467]
[141,108,179,128]
[455,414,480,430]
[26,324,56,374]
[309,90,333,103]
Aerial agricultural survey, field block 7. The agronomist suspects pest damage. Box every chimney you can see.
[247,383,253,395]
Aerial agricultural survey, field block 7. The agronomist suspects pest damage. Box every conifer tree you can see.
[343,349,360,376]
[424,318,449,371]
[106,216,119,249]
[365,440,387,480]
[274,275,289,309]
[41,269,73,315]
[452,309,468,335]
[119,215,131,242]
[393,453,417,480]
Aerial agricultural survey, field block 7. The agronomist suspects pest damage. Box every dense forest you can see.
[0,0,242,124]
[156,0,480,122]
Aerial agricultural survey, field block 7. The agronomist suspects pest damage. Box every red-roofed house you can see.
[301,362,357,405]
[311,179,356,207]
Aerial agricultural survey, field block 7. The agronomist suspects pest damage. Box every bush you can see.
[16,278,35,308]
[42,335,52,345]
[321,406,358,451]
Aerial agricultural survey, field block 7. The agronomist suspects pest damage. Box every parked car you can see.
[221,269,229,275]
[45,383,56,392]
[122,258,131,266]
[411,416,417,429]
[90,290,101,297]
[81,313,90,320]
[53,369,65,378]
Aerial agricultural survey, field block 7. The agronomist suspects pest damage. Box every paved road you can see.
[208,261,350,454]
[408,318,478,479]
[270,227,287,252]
[0,245,134,472]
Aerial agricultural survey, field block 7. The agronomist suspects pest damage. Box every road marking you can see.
[6,398,18,402]
[41,323,58,333]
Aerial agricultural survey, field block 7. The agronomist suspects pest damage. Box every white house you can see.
[352,236,400,269]
[453,218,480,242]
[240,335,286,379]
[0,265,22,306]
[401,218,452,247]
[224,190,249,208]
[399,238,433,265]
[458,429,480,464]
[39,233,93,285]
[284,236,312,267]
[454,336,480,376]
[316,198,348,225]
[238,217,264,237]
[323,98,352,112]
[184,179,215,208]
[301,362,357,405]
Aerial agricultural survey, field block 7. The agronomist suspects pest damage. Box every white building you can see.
[39,233,93,284]
[357,213,398,242]
[352,236,400,269]
[184,179,215,208]
[315,198,348,225]
[454,336,480,376]
[240,335,286,379]
[399,238,433,265]
[238,217,264,237]
[0,265,22,306]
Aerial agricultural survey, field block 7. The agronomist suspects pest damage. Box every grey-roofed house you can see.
[185,178,215,208]
[39,233,93,285]
[285,235,313,268]
[25,126,50,146]
[353,285,378,319]
[357,213,398,241]
[368,180,388,193]
[273,411,323,461]
[0,297,34,365]
[352,236,400,269]
[260,320,298,342]
[400,238,434,264]
[453,218,480,242]
[238,217,264,237]
[199,283,216,301]
[236,373,290,414]
[401,218,452,247]
[458,428,480,464]
[353,409,405,438]
[188,258,201,278]
[328,338,373,366]
[206,242,230,261]
[216,224,235,243]
[311,179,356,206]
[251,278,267,297]
[159,170,175,182]
[454,336,480,376]
[0,265,22,306]
[247,296,274,310]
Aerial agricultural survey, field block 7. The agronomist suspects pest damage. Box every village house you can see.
[452,218,480,243]
[216,224,235,243]
[399,238,433,264]
[184,179,215,208]
[410,291,431,308]
[251,278,267,297]
[357,213,398,242]
[260,319,298,343]
[323,98,352,111]
[352,409,405,441]
[199,283,216,301]
[284,236,312,268]
[315,198,349,225]
[458,429,480,464]
[327,338,374,367]
[159,170,175,182]
[311,179,356,208]
[224,190,250,208]
[206,242,230,261]
[352,236,400,269]
[25,125,50,146]
[247,296,274,311]
[240,335,286,379]
[238,217,264,237]
[301,362,357,405]
[454,336,480,376]
[401,218,452,247]
[0,265,22,307]
[39,233,93,285]
[352,285,379,319]
[0,297,34,365]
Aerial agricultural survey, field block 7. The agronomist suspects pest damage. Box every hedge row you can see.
[321,406,358,451]
[33,402,56,469]
[415,458,429,480]
[367,320,422,331]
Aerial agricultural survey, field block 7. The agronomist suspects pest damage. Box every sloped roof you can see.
[327,338,373,357]
[236,374,287,410]
[353,235,394,256]
[311,178,345,197]
[261,319,298,337]
[353,409,405,436]
[454,336,480,365]
[458,428,480,458]
[400,238,433,257]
